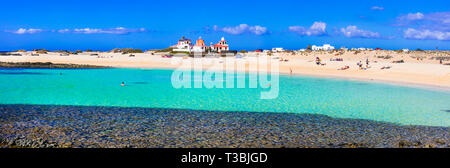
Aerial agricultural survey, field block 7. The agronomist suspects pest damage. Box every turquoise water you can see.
[0,68,449,127]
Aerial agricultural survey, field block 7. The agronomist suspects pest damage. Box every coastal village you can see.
[1,38,449,148]
[1,36,449,90]
[3,0,450,151]
[1,38,450,149]
[171,36,229,53]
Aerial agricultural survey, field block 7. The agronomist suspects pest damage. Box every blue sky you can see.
[1,0,449,51]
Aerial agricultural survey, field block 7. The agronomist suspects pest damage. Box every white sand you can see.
[1,50,449,90]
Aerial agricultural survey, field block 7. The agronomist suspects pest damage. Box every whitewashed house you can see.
[312,44,335,51]
[171,36,229,53]
[172,37,192,52]
[352,47,367,51]
[272,48,284,52]
[210,37,229,53]
[192,37,207,53]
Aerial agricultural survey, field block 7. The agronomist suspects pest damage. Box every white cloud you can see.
[289,22,327,36]
[371,6,384,11]
[59,27,146,34]
[57,29,70,33]
[248,25,268,35]
[406,12,425,21]
[8,28,43,34]
[403,28,450,40]
[396,12,425,25]
[424,12,450,31]
[340,26,381,38]
[396,12,450,40]
[213,24,268,35]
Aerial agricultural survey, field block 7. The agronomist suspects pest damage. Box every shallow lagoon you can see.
[0,68,449,127]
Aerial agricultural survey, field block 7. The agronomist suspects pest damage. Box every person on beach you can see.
[316,57,321,65]
[121,82,125,87]
[358,61,363,69]
[366,58,369,68]
[338,66,349,70]
[290,68,293,76]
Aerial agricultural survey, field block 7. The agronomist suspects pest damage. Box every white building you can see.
[312,44,335,51]
[192,37,207,53]
[171,36,230,53]
[272,48,284,52]
[172,37,192,52]
[210,37,229,53]
[352,47,368,51]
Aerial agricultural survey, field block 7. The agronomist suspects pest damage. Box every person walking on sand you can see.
[366,58,369,68]
[290,68,293,76]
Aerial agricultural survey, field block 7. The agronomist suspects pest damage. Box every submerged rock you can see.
[0,104,448,148]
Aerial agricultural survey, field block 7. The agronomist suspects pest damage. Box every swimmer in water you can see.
[121,82,125,87]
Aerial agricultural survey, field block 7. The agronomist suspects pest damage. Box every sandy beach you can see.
[1,50,450,90]
[1,51,449,149]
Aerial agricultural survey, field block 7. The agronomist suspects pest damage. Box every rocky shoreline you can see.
[0,62,110,69]
[0,104,449,148]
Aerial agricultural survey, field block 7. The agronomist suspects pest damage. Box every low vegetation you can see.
[110,48,144,54]
[32,49,49,54]
[151,47,174,53]
[170,51,190,55]
[377,55,393,59]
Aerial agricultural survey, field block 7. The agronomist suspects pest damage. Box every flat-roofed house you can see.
[210,37,229,53]
[172,37,193,52]
[192,37,208,53]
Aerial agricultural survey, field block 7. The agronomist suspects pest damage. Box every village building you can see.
[312,44,335,51]
[172,37,193,52]
[272,48,284,52]
[192,37,208,53]
[171,36,229,53]
[210,37,229,53]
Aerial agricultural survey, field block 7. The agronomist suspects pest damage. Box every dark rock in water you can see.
[337,143,369,148]
[0,104,448,148]
[0,62,110,69]
[424,144,435,148]
[412,141,422,147]
[435,139,446,145]
[0,71,49,75]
